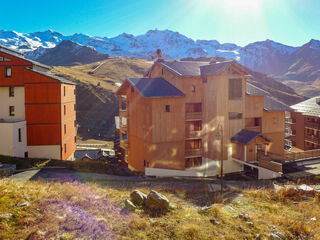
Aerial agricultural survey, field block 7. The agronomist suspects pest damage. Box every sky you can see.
[2,0,320,46]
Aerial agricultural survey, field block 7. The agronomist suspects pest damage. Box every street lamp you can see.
[215,123,224,194]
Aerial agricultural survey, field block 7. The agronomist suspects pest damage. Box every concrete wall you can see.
[0,121,27,158]
[0,87,25,120]
[28,145,61,160]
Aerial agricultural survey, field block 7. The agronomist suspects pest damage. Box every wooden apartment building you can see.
[0,45,76,160]
[116,58,292,179]
[290,97,320,151]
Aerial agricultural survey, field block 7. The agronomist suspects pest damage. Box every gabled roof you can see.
[160,61,209,77]
[26,68,76,85]
[231,129,272,145]
[291,96,320,117]
[200,61,235,76]
[121,78,185,98]
[246,82,292,112]
[0,45,51,70]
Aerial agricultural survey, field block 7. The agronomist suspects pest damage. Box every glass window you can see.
[9,106,15,116]
[5,67,12,77]
[229,112,242,120]
[229,78,242,99]
[165,105,170,112]
[9,87,14,97]
[18,128,21,142]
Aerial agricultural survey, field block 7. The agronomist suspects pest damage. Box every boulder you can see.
[145,190,170,210]
[124,199,136,211]
[130,190,147,206]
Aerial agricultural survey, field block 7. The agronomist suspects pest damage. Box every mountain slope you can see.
[31,40,110,66]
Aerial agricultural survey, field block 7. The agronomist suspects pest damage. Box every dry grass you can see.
[1,179,320,240]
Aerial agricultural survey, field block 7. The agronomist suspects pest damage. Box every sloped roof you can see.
[160,61,209,76]
[26,68,76,85]
[231,129,272,145]
[291,96,320,117]
[0,46,51,70]
[246,82,292,112]
[127,78,185,98]
[74,149,109,160]
[200,61,235,76]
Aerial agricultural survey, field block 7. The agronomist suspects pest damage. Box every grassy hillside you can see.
[0,179,319,239]
[52,58,153,140]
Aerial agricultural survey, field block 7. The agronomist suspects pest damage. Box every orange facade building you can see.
[0,45,76,160]
[117,59,292,179]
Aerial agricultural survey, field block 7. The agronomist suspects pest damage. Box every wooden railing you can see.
[305,121,320,129]
[266,149,320,162]
[185,148,202,157]
[259,158,283,172]
[304,135,320,144]
[185,130,202,139]
[185,112,202,120]
[120,140,128,149]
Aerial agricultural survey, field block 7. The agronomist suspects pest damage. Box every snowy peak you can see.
[304,39,320,50]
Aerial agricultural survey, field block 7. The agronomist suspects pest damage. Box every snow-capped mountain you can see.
[0,29,318,78]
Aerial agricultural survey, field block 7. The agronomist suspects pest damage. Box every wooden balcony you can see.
[185,148,202,158]
[266,149,320,163]
[305,121,320,129]
[185,130,202,139]
[304,135,320,144]
[185,112,202,121]
[120,140,128,149]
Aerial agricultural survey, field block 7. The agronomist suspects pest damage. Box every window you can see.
[254,117,261,126]
[64,124,66,134]
[24,152,28,158]
[202,76,207,83]
[0,56,11,62]
[18,128,21,142]
[74,89,76,95]
[5,67,12,77]
[191,85,196,92]
[74,104,76,111]
[161,69,164,75]
[185,157,202,168]
[165,105,170,112]
[144,160,146,167]
[9,106,15,116]
[74,120,77,127]
[64,105,66,115]
[186,103,202,113]
[9,87,14,97]
[64,144,67,153]
[229,78,242,99]
[64,86,66,96]
[74,136,76,143]
[229,112,242,120]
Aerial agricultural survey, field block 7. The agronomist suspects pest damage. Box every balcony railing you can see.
[285,118,293,124]
[305,121,320,129]
[185,112,202,121]
[265,149,320,163]
[185,148,202,158]
[304,135,320,144]
[120,140,128,149]
[185,130,202,139]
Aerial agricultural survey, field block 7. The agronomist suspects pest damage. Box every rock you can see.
[18,201,30,207]
[239,213,249,221]
[310,217,317,221]
[0,213,13,219]
[225,205,236,212]
[270,232,285,240]
[210,218,220,225]
[247,221,254,227]
[130,190,147,206]
[124,199,136,211]
[145,190,170,211]
[298,184,314,192]
[255,233,261,240]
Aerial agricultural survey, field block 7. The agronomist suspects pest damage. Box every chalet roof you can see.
[0,45,51,70]
[160,61,209,77]
[74,149,109,160]
[291,96,320,117]
[246,82,292,112]
[199,61,235,76]
[127,78,185,98]
[231,129,272,145]
[26,68,76,85]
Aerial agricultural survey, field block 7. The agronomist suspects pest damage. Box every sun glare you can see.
[203,0,263,15]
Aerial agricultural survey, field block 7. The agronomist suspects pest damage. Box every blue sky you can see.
[2,0,320,46]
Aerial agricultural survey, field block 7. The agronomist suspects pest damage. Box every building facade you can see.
[290,97,320,151]
[116,59,291,178]
[0,45,76,160]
